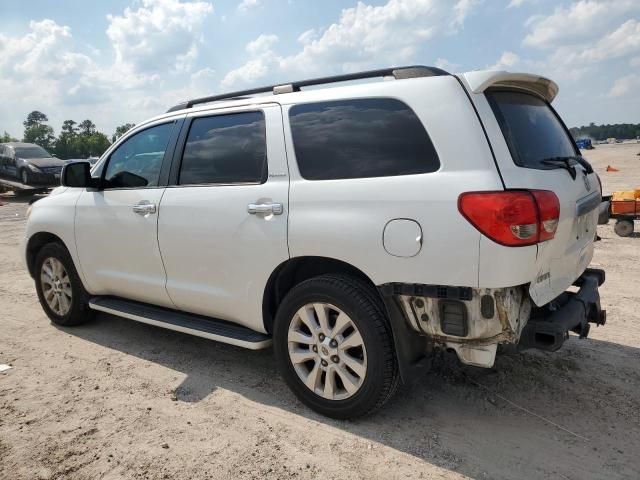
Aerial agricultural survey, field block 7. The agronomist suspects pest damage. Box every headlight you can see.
[26,205,33,219]
[27,164,42,172]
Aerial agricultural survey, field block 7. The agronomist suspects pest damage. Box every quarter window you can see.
[104,123,174,189]
[289,98,439,180]
[179,112,267,185]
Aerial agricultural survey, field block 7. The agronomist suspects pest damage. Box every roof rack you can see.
[166,65,449,113]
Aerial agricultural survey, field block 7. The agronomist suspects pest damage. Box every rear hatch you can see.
[488,89,600,305]
[460,71,601,306]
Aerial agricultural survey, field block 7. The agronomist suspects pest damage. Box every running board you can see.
[89,297,272,350]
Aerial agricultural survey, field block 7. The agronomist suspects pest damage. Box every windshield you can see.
[486,90,577,169]
[14,145,52,159]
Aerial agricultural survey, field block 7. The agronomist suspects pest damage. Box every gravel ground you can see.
[0,143,639,480]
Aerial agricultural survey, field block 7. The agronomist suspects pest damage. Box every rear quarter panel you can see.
[284,76,503,288]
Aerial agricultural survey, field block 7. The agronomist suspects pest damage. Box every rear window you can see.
[179,112,266,185]
[486,90,577,169]
[289,98,439,180]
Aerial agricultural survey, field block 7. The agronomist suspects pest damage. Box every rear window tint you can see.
[289,98,439,180]
[486,90,577,169]
[179,112,267,185]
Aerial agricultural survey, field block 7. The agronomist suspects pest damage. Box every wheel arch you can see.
[26,232,68,278]
[262,256,378,334]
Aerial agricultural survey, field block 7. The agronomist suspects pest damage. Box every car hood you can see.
[20,157,66,168]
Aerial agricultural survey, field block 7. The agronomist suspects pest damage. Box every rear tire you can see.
[273,274,399,419]
[614,219,634,237]
[34,242,94,326]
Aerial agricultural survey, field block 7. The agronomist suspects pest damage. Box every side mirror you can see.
[61,161,97,188]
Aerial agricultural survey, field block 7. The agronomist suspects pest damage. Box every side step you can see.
[89,296,272,350]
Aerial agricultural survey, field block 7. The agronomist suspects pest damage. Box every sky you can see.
[0,0,639,139]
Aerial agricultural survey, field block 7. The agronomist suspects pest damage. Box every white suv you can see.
[24,66,606,418]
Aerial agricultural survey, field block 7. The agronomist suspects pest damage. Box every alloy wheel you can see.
[40,257,72,316]
[287,303,367,400]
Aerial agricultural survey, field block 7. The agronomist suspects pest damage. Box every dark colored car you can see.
[0,142,66,186]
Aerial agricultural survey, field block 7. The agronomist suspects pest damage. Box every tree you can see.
[85,132,110,157]
[112,123,135,143]
[0,131,18,143]
[78,119,96,137]
[570,122,640,141]
[55,120,79,159]
[23,111,48,129]
[61,120,78,135]
[23,111,55,151]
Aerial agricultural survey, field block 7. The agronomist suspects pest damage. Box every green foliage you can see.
[112,123,136,143]
[0,131,19,142]
[23,111,48,129]
[23,110,55,150]
[78,119,97,137]
[570,123,640,141]
[13,112,131,159]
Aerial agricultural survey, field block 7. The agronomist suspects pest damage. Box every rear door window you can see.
[486,90,578,169]
[289,98,439,180]
[178,111,267,185]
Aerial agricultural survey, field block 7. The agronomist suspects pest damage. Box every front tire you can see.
[34,242,93,326]
[273,274,399,418]
[20,168,30,185]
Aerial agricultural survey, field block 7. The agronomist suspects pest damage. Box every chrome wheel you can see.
[288,303,367,400]
[40,257,72,316]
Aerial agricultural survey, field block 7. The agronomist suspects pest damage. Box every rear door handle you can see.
[247,203,283,215]
[132,201,157,216]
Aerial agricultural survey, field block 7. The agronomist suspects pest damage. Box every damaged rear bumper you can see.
[518,268,606,352]
[379,268,606,377]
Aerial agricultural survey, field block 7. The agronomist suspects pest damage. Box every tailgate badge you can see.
[536,272,550,283]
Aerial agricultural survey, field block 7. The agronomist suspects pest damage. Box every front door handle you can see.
[132,201,157,216]
[247,203,283,215]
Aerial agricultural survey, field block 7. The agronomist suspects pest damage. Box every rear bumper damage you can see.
[379,268,606,376]
[519,268,606,352]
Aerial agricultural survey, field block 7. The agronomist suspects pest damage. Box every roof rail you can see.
[166,65,449,113]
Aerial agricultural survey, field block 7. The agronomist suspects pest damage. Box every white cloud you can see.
[222,0,482,89]
[508,0,534,7]
[106,0,213,81]
[608,74,640,97]
[297,29,318,45]
[237,0,260,13]
[630,56,640,68]
[434,58,460,71]
[547,19,640,67]
[221,55,273,88]
[453,0,481,28]
[523,0,639,49]
[489,50,519,69]
[246,34,279,54]
[0,20,92,80]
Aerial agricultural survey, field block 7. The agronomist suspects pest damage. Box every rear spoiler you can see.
[462,71,559,103]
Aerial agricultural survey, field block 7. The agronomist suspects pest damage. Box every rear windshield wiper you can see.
[540,157,578,179]
[542,155,594,175]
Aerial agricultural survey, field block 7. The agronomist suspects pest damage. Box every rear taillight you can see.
[458,190,560,247]
[531,190,560,242]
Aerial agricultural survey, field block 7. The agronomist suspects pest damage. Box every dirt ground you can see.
[1,143,639,480]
